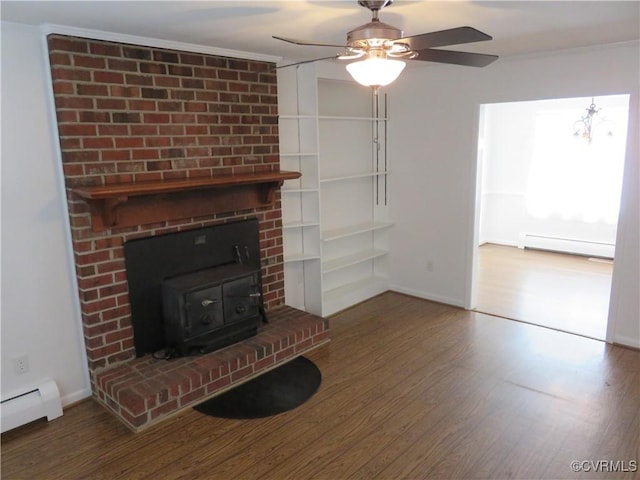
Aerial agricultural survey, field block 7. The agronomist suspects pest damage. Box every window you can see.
[526,98,629,224]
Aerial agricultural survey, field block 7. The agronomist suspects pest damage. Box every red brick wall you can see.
[47,35,284,385]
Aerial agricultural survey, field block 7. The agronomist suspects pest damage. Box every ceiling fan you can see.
[273,0,498,89]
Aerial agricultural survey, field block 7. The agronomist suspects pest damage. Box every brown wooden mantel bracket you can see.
[71,171,301,232]
[260,180,285,204]
[102,196,128,227]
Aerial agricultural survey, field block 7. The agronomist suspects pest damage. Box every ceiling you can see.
[2,1,639,66]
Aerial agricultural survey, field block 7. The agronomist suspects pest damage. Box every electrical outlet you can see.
[12,354,29,375]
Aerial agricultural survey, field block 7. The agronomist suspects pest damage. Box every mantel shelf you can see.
[72,171,301,232]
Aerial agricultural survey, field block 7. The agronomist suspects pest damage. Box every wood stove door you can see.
[184,285,224,339]
[223,274,260,325]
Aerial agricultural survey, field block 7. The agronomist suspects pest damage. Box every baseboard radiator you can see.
[518,233,615,258]
[1,380,63,433]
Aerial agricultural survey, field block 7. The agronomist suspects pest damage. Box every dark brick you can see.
[111,112,141,123]
[153,50,179,63]
[140,63,167,75]
[141,88,168,99]
[48,36,88,53]
[168,65,193,77]
[181,78,204,89]
[123,46,152,60]
[89,42,122,57]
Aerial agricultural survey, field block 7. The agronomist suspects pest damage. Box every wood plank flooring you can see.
[2,292,638,479]
[476,243,613,340]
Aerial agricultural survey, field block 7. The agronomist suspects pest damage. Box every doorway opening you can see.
[474,94,630,340]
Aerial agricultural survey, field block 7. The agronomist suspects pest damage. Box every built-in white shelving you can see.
[323,275,388,304]
[279,114,317,120]
[281,188,319,193]
[322,221,393,241]
[318,115,389,121]
[322,248,388,273]
[283,221,321,229]
[279,152,318,158]
[278,64,391,317]
[322,275,389,317]
[320,171,390,183]
[285,252,322,263]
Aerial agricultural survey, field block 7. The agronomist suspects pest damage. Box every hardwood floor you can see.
[476,243,613,340]
[2,292,638,479]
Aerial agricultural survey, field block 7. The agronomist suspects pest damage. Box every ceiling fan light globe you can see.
[346,58,405,87]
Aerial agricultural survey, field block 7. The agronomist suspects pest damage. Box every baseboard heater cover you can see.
[1,379,63,433]
[517,233,615,258]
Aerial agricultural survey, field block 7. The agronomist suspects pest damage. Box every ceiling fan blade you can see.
[276,55,342,69]
[272,36,346,48]
[394,26,492,51]
[412,48,498,67]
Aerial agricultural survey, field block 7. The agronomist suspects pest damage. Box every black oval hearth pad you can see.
[193,356,321,419]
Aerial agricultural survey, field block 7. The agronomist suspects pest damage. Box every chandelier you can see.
[573,98,614,143]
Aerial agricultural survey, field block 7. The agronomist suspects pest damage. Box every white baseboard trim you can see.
[518,233,615,258]
[480,239,519,248]
[611,334,640,349]
[61,387,92,408]
[389,285,466,309]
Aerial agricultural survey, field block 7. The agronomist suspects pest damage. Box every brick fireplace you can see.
[47,35,329,430]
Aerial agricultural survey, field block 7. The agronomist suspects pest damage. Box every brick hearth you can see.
[95,306,329,431]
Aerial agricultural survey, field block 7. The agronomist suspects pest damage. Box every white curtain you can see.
[526,106,628,224]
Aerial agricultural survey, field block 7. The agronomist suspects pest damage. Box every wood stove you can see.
[162,263,262,356]
[124,219,265,357]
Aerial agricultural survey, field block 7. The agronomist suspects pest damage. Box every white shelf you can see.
[324,275,387,299]
[322,248,388,274]
[279,115,317,120]
[320,171,390,183]
[285,252,321,263]
[281,188,319,194]
[322,276,388,316]
[281,115,388,122]
[283,221,320,229]
[279,152,318,157]
[322,222,393,242]
[318,116,389,121]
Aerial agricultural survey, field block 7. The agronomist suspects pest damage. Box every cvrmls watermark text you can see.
[571,460,638,473]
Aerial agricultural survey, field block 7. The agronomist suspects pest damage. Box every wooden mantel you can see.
[71,171,301,231]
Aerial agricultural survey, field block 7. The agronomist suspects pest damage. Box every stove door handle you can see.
[201,299,219,307]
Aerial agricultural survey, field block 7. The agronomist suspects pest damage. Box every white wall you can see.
[1,22,90,405]
[607,90,640,348]
[479,96,627,253]
[388,42,640,347]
